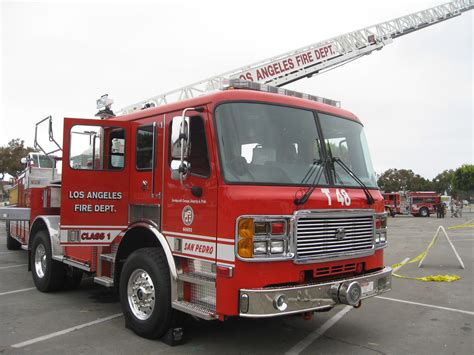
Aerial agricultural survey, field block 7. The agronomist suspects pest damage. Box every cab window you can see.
[169,116,210,177]
[136,125,153,170]
[69,125,126,170]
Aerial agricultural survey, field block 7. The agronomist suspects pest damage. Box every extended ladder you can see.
[120,0,473,114]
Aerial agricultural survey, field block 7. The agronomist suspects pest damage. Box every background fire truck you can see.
[382,191,441,217]
[1,0,471,342]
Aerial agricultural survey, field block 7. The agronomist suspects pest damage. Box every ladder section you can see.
[119,0,473,115]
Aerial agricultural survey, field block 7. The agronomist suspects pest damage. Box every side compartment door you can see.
[60,118,131,246]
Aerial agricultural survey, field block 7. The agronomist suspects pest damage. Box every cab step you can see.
[172,300,217,320]
[94,276,114,287]
[177,273,215,288]
[100,253,116,263]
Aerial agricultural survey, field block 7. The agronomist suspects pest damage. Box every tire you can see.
[6,221,21,250]
[419,207,429,218]
[30,230,65,292]
[120,248,173,339]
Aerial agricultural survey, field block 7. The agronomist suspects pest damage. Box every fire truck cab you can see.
[2,81,391,340]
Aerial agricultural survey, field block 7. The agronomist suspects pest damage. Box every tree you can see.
[452,164,474,199]
[431,169,455,195]
[0,139,35,199]
[377,168,430,192]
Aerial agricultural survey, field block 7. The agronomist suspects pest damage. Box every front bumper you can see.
[239,266,392,317]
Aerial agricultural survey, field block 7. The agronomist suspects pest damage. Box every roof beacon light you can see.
[221,79,341,108]
[96,94,114,110]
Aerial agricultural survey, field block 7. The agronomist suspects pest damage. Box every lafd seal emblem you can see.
[182,205,194,226]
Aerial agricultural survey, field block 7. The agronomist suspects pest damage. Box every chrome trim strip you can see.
[31,215,63,260]
[60,257,91,272]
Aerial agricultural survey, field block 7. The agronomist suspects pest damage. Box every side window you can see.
[136,125,153,170]
[109,129,125,169]
[169,116,210,177]
[69,125,126,170]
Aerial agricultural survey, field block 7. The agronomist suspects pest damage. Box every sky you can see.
[1,0,472,180]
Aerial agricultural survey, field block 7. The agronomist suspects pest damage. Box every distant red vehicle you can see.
[407,191,440,217]
[382,193,401,217]
[382,191,440,217]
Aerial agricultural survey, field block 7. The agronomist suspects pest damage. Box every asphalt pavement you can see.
[0,214,473,354]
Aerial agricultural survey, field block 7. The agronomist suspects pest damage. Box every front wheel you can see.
[120,248,173,339]
[419,207,429,217]
[30,230,65,292]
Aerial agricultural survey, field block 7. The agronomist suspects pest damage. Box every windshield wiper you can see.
[294,159,328,206]
[331,157,375,205]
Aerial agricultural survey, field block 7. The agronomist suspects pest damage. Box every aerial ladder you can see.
[117,0,472,114]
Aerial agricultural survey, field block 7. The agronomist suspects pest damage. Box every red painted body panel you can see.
[215,185,384,315]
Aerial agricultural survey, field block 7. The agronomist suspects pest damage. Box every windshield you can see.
[215,103,377,188]
[319,113,377,188]
[215,103,326,185]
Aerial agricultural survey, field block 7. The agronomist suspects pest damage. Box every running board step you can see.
[100,253,116,263]
[177,273,215,287]
[94,276,114,287]
[172,300,217,320]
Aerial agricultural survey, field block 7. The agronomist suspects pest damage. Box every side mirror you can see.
[171,116,190,159]
[20,157,28,164]
[171,160,191,182]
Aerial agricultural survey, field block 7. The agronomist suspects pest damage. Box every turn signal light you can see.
[238,238,253,258]
[238,218,254,258]
[238,218,254,239]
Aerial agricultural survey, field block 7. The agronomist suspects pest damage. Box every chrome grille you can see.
[296,211,374,260]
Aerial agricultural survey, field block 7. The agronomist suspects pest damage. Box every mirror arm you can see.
[179,107,197,184]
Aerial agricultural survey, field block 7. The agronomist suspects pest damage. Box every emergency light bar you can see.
[221,79,341,108]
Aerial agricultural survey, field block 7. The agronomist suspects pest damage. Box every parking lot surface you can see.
[1,215,473,354]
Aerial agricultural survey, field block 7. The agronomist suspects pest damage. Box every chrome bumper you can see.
[239,266,392,318]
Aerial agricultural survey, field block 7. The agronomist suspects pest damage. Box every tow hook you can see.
[330,281,362,306]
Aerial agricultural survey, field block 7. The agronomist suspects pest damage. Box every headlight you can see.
[374,212,388,248]
[253,241,267,255]
[236,216,292,260]
[270,240,284,254]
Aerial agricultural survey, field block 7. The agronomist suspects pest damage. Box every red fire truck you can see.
[1,1,471,341]
[382,191,441,217]
[2,81,391,340]
[406,191,441,217]
[382,192,401,217]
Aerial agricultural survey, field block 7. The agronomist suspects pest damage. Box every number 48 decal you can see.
[321,188,351,206]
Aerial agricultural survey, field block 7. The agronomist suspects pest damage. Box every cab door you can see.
[60,118,130,247]
[128,117,164,226]
[162,108,218,262]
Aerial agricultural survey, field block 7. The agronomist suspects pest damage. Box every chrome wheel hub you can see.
[34,244,47,278]
[127,269,155,320]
